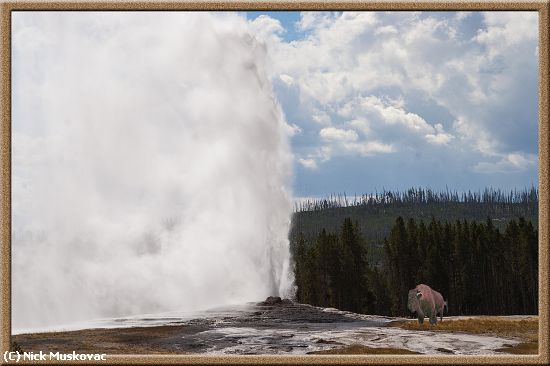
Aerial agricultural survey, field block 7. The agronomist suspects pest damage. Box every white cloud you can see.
[296,12,333,32]
[284,122,302,136]
[311,109,332,125]
[249,14,285,42]
[453,116,498,155]
[298,158,318,170]
[474,12,537,53]
[375,25,397,35]
[359,96,434,134]
[473,152,537,173]
[348,118,371,135]
[317,126,394,161]
[304,145,333,166]
[279,73,294,86]
[319,127,358,142]
[344,141,395,156]
[425,123,455,145]
[455,12,472,21]
[318,145,333,162]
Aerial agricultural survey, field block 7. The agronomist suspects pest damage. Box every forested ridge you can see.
[291,187,538,265]
[290,187,538,317]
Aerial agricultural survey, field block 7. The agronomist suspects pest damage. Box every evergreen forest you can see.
[290,187,538,317]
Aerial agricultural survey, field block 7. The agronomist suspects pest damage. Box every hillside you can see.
[289,187,538,264]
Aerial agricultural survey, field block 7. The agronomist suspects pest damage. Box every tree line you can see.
[294,186,538,212]
[292,216,538,316]
[290,187,538,252]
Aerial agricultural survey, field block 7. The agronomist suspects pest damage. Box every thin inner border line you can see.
[0,2,548,364]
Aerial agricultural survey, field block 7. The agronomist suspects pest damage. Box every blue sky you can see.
[246,11,539,197]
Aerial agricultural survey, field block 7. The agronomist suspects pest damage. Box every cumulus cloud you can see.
[358,96,434,134]
[250,11,538,176]
[474,12,538,54]
[320,127,358,142]
[249,14,285,42]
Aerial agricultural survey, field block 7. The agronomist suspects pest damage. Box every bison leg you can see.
[416,310,425,324]
[429,310,437,325]
[436,306,443,322]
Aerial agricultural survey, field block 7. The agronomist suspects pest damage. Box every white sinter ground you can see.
[13,303,526,355]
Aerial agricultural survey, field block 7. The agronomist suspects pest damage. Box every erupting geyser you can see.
[12,12,295,331]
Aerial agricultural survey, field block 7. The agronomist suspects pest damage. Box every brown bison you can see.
[407,284,447,325]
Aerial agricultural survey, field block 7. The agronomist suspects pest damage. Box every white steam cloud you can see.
[12,12,294,331]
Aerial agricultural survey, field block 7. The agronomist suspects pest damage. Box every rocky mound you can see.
[257,296,293,306]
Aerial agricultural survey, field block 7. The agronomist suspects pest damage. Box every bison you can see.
[407,284,447,325]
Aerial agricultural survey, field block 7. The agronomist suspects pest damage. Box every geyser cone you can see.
[12,12,294,331]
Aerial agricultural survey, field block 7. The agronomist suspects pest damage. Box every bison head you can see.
[407,289,422,313]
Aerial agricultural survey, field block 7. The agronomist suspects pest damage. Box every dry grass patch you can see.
[389,316,538,355]
[390,316,537,338]
[309,344,420,355]
[495,341,538,355]
[12,326,187,355]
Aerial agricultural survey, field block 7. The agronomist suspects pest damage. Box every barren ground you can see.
[12,302,538,355]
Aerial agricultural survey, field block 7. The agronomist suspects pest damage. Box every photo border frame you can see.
[0,1,548,364]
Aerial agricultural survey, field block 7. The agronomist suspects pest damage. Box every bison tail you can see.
[444,301,448,313]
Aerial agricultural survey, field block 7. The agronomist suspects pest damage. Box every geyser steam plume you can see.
[12,12,295,331]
